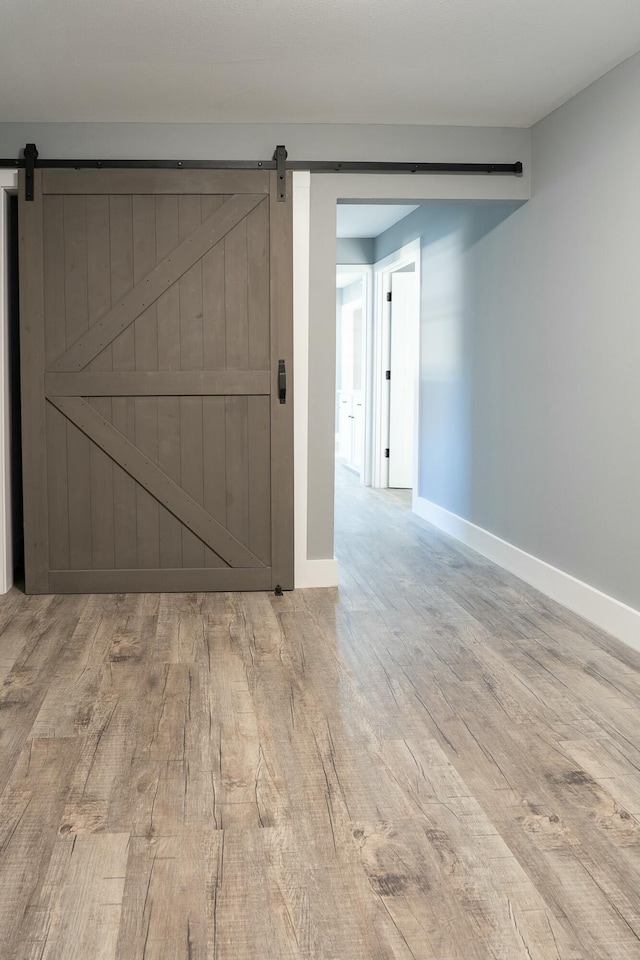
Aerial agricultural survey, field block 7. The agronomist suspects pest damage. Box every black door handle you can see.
[278,359,286,404]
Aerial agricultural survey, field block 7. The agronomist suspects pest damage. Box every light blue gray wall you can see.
[373,202,522,513]
[336,237,374,264]
[374,205,434,261]
[402,52,640,610]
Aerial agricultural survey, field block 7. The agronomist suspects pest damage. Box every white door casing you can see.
[388,269,420,488]
[372,239,421,490]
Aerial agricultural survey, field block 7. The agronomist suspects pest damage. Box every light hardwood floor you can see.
[0,466,639,959]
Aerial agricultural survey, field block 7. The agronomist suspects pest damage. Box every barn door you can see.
[18,169,293,594]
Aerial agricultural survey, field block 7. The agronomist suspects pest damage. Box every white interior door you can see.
[388,270,419,488]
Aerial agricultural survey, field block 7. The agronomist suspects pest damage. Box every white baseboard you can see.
[295,558,339,589]
[413,495,640,654]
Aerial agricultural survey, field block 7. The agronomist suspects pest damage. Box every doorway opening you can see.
[334,204,422,567]
[334,205,421,501]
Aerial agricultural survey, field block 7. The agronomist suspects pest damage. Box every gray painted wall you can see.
[0,121,529,163]
[411,52,640,610]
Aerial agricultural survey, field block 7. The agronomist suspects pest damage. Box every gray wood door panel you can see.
[51,397,265,568]
[53,195,264,373]
[19,170,293,594]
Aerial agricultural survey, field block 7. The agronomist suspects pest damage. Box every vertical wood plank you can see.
[247,197,270,371]
[203,397,227,568]
[63,196,88,348]
[110,195,138,569]
[46,404,70,571]
[202,195,228,569]
[155,196,183,568]
[29,606,116,739]
[42,195,69,571]
[133,195,160,570]
[180,397,206,568]
[0,596,87,798]
[224,217,249,369]
[202,195,227,371]
[269,172,294,588]
[155,195,181,372]
[87,194,113,360]
[25,834,129,960]
[133,400,160,569]
[66,421,93,570]
[86,195,115,570]
[225,396,249,548]
[42,195,66,369]
[115,831,221,959]
[157,397,182,569]
[248,396,271,565]
[18,170,49,593]
[179,196,205,567]
[178,195,204,372]
[63,197,93,570]
[132,195,158,371]
[0,739,81,944]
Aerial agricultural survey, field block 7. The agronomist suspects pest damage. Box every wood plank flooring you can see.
[0,465,639,959]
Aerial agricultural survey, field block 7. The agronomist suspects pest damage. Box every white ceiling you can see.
[1,0,639,126]
[337,205,419,238]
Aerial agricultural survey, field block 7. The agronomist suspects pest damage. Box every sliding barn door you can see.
[18,169,293,594]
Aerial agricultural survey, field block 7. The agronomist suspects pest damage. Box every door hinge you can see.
[386,291,392,302]
[385,370,391,380]
[385,448,390,458]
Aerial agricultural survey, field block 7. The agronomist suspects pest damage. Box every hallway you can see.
[0,470,638,958]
